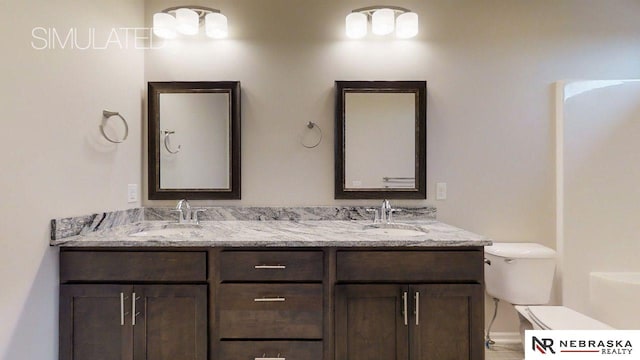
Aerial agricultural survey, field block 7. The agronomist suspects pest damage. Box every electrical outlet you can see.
[127,184,138,203]
[436,182,447,200]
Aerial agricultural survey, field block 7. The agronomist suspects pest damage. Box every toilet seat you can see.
[515,305,614,330]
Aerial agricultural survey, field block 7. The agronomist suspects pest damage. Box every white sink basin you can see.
[129,226,205,238]
[362,223,429,237]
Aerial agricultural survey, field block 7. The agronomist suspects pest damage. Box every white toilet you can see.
[484,243,612,341]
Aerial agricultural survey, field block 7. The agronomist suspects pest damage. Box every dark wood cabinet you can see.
[215,250,325,359]
[60,284,206,360]
[335,285,409,360]
[60,285,133,360]
[218,341,323,359]
[60,247,484,360]
[335,249,484,360]
[132,285,207,360]
[336,284,483,360]
[411,284,484,360]
[59,250,208,360]
[218,283,323,339]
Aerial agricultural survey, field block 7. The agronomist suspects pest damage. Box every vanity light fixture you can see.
[345,6,418,39]
[152,6,228,39]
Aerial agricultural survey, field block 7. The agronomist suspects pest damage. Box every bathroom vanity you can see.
[53,208,490,360]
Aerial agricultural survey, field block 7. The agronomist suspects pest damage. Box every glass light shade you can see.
[396,12,418,39]
[153,12,177,39]
[371,8,395,35]
[175,8,199,35]
[205,13,228,39]
[345,12,367,39]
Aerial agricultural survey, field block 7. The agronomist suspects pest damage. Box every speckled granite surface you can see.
[51,208,143,241]
[50,205,490,248]
[143,206,437,222]
[51,219,491,248]
[51,206,437,240]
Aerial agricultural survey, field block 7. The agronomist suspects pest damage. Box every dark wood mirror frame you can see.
[148,81,241,200]
[335,81,427,199]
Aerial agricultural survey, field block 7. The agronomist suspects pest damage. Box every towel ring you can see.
[163,130,181,154]
[301,121,322,148]
[100,110,129,143]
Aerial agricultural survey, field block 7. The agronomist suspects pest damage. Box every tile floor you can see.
[485,343,524,360]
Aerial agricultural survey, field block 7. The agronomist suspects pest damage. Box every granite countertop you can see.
[51,219,492,248]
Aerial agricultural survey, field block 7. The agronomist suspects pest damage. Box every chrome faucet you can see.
[382,199,402,223]
[174,199,191,223]
[380,199,391,223]
[367,199,401,224]
[173,199,206,225]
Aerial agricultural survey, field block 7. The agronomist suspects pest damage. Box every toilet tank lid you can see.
[485,242,556,259]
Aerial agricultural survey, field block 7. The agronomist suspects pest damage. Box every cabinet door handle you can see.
[402,291,408,326]
[414,291,420,326]
[255,354,285,360]
[132,292,140,326]
[120,292,125,326]
[254,265,286,269]
[254,297,286,302]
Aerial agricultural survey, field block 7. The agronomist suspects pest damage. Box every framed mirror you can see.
[335,81,426,199]
[148,81,241,200]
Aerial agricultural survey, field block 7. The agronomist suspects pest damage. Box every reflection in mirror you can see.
[335,81,426,199]
[345,92,415,189]
[148,82,241,200]
[160,93,230,189]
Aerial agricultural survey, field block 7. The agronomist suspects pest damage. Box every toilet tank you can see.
[484,243,556,305]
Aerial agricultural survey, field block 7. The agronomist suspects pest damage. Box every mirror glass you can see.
[159,93,230,189]
[335,81,426,199]
[148,82,241,200]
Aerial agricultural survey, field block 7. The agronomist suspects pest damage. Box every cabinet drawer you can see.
[337,250,483,282]
[218,284,323,339]
[218,341,322,359]
[220,251,323,282]
[60,251,207,282]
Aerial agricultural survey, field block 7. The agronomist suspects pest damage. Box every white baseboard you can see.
[489,332,521,344]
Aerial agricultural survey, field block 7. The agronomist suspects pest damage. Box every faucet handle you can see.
[388,208,402,223]
[366,208,380,223]
[191,208,207,223]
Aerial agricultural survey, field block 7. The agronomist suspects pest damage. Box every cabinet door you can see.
[132,285,207,360]
[335,285,409,360]
[410,284,484,360]
[60,284,133,360]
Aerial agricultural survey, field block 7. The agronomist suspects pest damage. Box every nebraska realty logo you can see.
[526,331,640,359]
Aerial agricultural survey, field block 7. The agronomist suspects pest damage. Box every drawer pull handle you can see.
[254,297,286,302]
[414,291,420,326]
[254,265,286,269]
[120,292,125,326]
[402,291,408,326]
[255,353,285,360]
[132,293,140,326]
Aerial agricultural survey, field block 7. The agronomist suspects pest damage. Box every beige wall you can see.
[144,0,640,333]
[2,2,640,357]
[0,0,144,358]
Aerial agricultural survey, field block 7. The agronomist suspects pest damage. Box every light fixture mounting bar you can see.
[351,5,411,16]
[162,5,220,19]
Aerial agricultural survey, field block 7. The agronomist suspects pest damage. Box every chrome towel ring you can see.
[301,121,322,148]
[163,130,181,154]
[100,110,129,143]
